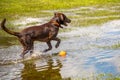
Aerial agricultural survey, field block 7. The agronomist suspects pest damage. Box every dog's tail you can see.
[1,18,21,37]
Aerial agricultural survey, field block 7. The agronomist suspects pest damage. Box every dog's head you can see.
[54,12,71,26]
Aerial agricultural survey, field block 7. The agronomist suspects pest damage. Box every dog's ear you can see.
[54,12,58,16]
[60,14,64,21]
[54,12,64,20]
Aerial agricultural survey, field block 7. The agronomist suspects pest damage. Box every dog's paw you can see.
[20,54,24,59]
[43,49,48,52]
[55,45,59,48]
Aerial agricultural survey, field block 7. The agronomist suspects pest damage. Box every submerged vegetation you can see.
[71,73,120,80]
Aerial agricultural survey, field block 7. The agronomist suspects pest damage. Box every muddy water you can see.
[0,20,120,80]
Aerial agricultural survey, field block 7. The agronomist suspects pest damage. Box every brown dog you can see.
[1,13,71,58]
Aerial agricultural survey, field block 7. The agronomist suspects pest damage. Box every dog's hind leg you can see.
[29,41,34,56]
[43,41,52,52]
[20,47,29,58]
[19,36,33,58]
[19,40,28,58]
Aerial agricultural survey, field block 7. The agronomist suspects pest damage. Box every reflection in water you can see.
[0,12,120,79]
[21,57,63,80]
[0,36,18,47]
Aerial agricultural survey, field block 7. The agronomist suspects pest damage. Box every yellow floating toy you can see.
[59,51,66,57]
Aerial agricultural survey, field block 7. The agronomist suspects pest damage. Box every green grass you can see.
[0,0,120,20]
[71,16,120,27]
[0,0,120,26]
[109,42,120,49]
[95,42,120,49]
[68,74,120,80]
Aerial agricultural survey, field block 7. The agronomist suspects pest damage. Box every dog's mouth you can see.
[63,19,71,26]
[63,22,68,26]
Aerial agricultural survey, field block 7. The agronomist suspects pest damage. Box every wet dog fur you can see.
[1,13,71,58]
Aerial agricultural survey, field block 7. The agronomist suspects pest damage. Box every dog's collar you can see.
[51,21,63,28]
[51,21,59,26]
[51,23,59,29]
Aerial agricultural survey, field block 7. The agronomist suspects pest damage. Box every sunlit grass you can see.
[0,0,120,27]
[111,42,120,49]
[71,17,120,27]
[70,73,120,80]
[0,0,120,20]
[96,42,120,49]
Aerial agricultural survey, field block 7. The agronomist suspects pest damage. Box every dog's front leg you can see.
[52,37,61,48]
[29,45,34,55]
[43,41,52,52]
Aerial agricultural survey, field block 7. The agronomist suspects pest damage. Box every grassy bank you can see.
[71,73,120,80]
[0,0,120,20]
[0,0,120,26]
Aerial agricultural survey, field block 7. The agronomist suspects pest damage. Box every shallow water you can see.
[0,20,120,80]
[1,4,120,80]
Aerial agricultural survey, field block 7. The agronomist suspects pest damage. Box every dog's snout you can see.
[69,19,71,23]
[67,19,71,23]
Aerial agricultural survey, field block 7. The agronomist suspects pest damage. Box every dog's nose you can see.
[68,19,71,23]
